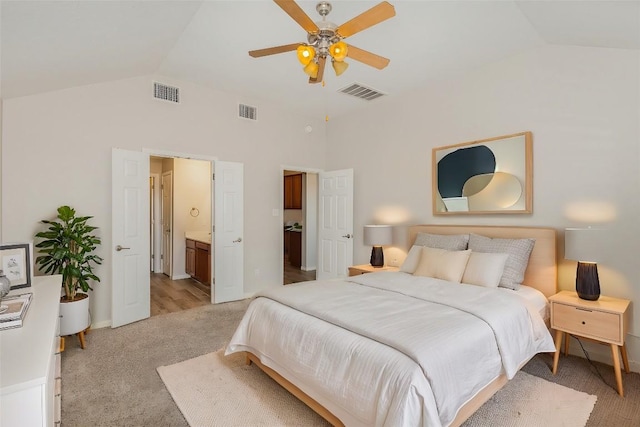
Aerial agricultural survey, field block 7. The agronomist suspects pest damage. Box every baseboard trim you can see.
[91,320,111,329]
[171,273,191,280]
[568,334,639,373]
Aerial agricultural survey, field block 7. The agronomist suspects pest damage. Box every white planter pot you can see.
[59,294,90,336]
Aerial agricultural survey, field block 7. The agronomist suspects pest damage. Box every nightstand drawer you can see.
[552,302,621,343]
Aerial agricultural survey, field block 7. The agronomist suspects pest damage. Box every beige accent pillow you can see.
[413,247,471,283]
[468,234,535,290]
[462,252,510,288]
[400,245,423,273]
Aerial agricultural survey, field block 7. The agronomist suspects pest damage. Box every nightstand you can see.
[549,290,631,396]
[348,264,399,276]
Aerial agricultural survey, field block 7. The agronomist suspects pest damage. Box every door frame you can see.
[280,165,323,284]
[144,149,217,285]
[161,170,173,278]
[150,173,162,272]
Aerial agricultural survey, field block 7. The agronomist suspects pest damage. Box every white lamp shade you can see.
[363,225,392,246]
[565,228,604,263]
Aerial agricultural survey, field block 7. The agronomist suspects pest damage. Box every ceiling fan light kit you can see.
[296,45,315,66]
[332,59,349,76]
[249,0,395,84]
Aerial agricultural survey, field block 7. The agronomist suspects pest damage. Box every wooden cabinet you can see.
[1,275,62,427]
[186,239,196,276]
[195,241,211,284]
[284,174,303,209]
[550,290,630,396]
[289,231,302,268]
[186,239,210,284]
[348,264,400,276]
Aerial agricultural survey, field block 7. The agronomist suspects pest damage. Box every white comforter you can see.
[226,272,555,427]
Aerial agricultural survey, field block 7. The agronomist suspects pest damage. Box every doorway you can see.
[149,156,212,316]
[283,169,318,285]
[112,149,245,328]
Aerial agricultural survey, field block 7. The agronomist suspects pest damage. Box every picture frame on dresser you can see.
[432,131,533,215]
[0,243,33,290]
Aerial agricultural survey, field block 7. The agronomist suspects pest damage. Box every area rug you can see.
[157,350,597,427]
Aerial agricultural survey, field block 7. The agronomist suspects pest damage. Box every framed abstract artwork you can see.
[432,132,532,215]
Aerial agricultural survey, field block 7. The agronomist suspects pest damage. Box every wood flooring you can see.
[150,273,211,316]
[283,256,316,285]
[150,259,314,317]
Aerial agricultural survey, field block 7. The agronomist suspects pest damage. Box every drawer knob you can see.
[582,321,586,325]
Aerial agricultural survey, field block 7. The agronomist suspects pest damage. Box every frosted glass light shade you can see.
[303,61,319,78]
[332,60,349,76]
[329,41,348,61]
[296,45,315,65]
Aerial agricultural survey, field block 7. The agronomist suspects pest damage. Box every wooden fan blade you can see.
[249,43,301,58]
[337,1,396,38]
[274,0,319,34]
[309,56,326,84]
[346,45,390,70]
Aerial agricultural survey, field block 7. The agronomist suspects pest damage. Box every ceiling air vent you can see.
[238,103,257,121]
[338,83,386,101]
[153,82,180,103]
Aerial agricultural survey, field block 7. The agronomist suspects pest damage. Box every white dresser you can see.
[1,275,62,427]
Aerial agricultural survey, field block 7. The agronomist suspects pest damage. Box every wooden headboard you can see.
[408,225,557,298]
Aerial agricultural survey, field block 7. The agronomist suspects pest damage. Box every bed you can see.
[226,225,558,426]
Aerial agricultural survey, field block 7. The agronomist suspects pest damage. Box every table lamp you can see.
[564,228,603,301]
[363,225,392,267]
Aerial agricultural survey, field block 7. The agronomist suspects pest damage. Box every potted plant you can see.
[35,206,103,340]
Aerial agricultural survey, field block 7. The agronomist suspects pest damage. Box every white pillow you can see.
[400,245,423,273]
[462,252,510,288]
[413,247,471,283]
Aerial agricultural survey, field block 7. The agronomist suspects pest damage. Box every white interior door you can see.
[214,161,244,303]
[112,148,150,328]
[317,169,354,280]
[161,171,173,277]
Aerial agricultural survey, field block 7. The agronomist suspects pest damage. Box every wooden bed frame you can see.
[245,225,558,427]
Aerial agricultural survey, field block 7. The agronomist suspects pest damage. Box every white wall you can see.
[326,45,640,369]
[1,74,327,326]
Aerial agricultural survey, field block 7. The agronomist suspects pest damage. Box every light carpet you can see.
[158,350,597,427]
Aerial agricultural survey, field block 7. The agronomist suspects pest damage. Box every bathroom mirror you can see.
[432,131,532,215]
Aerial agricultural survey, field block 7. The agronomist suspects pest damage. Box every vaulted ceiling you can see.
[2,1,639,119]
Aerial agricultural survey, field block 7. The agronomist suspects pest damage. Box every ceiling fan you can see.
[249,0,396,84]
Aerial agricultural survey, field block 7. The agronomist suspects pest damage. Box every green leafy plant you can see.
[35,206,103,301]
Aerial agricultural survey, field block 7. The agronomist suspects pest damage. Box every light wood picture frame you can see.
[432,131,532,215]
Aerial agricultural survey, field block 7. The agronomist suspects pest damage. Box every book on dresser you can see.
[0,292,33,331]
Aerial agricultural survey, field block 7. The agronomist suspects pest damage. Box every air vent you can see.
[238,103,257,121]
[153,82,180,103]
[338,83,386,101]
